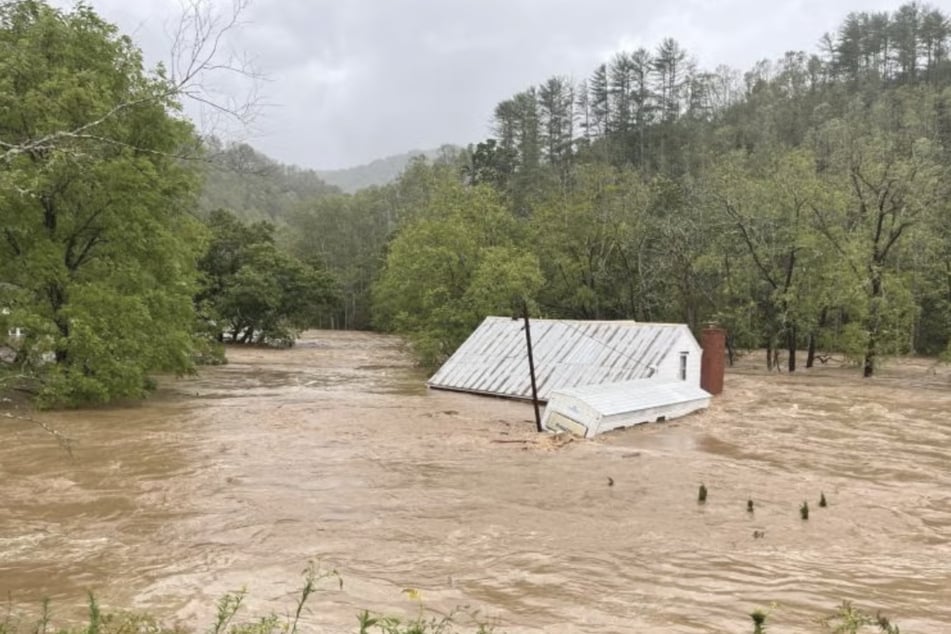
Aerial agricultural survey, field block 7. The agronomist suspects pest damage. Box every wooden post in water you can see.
[522,301,543,433]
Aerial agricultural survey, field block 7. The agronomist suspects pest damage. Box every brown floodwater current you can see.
[2,331,951,632]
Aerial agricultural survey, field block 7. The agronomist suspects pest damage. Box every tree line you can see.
[2,0,949,408]
[291,1,951,376]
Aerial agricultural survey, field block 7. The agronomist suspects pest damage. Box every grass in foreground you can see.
[1,565,904,634]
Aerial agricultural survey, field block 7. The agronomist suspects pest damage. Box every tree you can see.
[920,7,950,84]
[284,186,396,330]
[890,2,921,83]
[609,52,634,138]
[530,163,650,319]
[463,138,517,190]
[629,48,656,165]
[811,101,948,375]
[0,1,208,406]
[538,75,574,168]
[652,39,691,171]
[199,210,338,345]
[372,177,542,367]
[654,38,690,122]
[710,148,837,371]
[0,0,258,167]
[589,64,611,138]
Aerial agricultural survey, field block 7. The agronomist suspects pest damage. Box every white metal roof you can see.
[549,380,711,417]
[427,316,698,401]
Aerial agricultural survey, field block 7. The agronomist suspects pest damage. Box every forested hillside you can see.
[288,1,951,376]
[200,139,340,223]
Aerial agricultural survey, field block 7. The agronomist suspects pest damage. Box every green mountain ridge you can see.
[199,139,342,223]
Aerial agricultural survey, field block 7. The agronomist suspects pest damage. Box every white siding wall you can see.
[596,397,710,435]
[653,329,702,386]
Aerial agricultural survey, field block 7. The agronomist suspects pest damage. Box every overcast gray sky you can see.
[55,0,924,170]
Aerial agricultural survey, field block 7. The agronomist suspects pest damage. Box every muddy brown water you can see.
[2,331,951,632]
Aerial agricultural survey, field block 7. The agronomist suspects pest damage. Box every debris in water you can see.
[493,432,575,452]
[753,530,766,539]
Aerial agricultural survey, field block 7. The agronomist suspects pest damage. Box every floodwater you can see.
[2,331,951,633]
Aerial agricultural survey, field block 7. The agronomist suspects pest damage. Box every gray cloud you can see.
[53,0,913,169]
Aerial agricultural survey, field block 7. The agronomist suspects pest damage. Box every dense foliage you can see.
[371,177,543,366]
[198,209,337,345]
[0,1,340,406]
[286,1,951,374]
[0,0,206,406]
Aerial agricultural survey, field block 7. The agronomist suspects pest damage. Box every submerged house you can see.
[428,316,721,436]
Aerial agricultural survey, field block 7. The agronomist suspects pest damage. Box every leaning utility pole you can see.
[522,300,543,433]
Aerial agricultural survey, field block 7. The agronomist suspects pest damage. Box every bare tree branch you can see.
[0,0,263,165]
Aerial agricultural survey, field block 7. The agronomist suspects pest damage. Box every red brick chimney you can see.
[700,325,726,395]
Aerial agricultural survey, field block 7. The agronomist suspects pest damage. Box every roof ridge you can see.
[483,316,685,327]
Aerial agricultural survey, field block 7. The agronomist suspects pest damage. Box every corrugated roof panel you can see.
[427,316,698,401]
[551,380,711,417]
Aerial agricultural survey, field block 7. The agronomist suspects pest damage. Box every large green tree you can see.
[0,1,205,406]
[372,175,542,367]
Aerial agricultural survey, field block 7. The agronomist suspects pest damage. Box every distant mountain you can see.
[200,139,341,223]
[318,146,461,193]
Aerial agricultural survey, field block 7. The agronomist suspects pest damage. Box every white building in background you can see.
[427,316,713,437]
[1,308,22,339]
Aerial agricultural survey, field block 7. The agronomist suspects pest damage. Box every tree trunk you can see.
[49,283,69,365]
[864,333,878,377]
[806,332,817,369]
[806,307,827,369]
[787,325,797,373]
[863,270,883,378]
